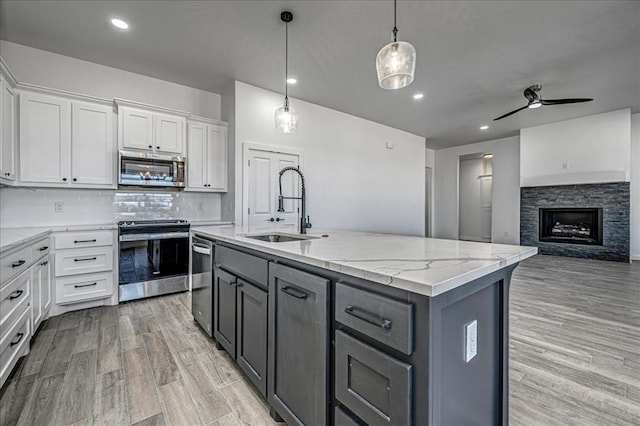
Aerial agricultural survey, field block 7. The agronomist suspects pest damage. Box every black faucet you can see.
[278,166,312,234]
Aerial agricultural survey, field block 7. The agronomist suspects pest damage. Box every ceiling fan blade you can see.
[541,98,593,105]
[493,105,528,121]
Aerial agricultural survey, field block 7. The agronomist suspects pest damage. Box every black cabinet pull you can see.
[276,218,285,222]
[11,260,26,268]
[74,282,97,288]
[10,333,25,347]
[40,260,48,266]
[74,239,97,244]
[344,305,393,330]
[73,178,77,182]
[281,286,308,300]
[74,257,97,262]
[156,146,160,150]
[62,177,67,182]
[269,218,275,222]
[9,290,24,300]
[39,246,49,251]
[148,145,153,149]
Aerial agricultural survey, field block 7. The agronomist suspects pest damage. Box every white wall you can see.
[520,109,631,186]
[433,136,521,244]
[0,41,221,119]
[631,113,640,260]
[232,82,426,236]
[0,188,222,227]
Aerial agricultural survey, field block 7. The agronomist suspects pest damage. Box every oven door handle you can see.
[192,245,212,256]
[119,232,189,242]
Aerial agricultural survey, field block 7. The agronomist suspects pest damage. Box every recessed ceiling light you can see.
[286,78,297,85]
[483,153,493,159]
[413,93,424,100]
[111,18,129,30]
[480,125,489,130]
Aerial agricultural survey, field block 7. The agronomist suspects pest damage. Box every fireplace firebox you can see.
[539,208,603,246]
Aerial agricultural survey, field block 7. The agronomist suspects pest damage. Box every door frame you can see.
[242,142,304,227]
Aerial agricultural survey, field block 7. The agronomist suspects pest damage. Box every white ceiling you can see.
[1,1,638,148]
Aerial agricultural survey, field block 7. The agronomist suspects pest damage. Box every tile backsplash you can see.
[0,187,222,227]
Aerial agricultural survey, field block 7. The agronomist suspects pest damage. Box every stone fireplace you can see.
[520,182,630,262]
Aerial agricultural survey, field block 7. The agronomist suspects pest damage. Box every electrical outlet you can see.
[54,201,64,213]
[464,320,478,362]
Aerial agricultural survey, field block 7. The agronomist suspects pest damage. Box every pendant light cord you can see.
[392,0,398,42]
[284,20,289,105]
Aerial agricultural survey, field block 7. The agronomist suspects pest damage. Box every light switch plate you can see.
[464,320,478,362]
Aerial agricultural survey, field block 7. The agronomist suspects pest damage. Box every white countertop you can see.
[191,226,538,297]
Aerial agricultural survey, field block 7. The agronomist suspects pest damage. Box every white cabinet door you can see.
[121,107,154,151]
[155,113,184,154]
[19,92,71,184]
[31,257,50,330]
[208,125,228,191]
[71,102,115,186]
[0,77,16,182]
[187,121,208,190]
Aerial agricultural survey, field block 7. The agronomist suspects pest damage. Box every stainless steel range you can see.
[118,219,190,302]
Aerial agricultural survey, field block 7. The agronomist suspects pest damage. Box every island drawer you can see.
[55,230,114,250]
[335,330,412,426]
[335,406,362,426]
[335,282,414,355]
[216,245,268,289]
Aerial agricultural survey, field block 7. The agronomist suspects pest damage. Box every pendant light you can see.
[376,0,416,90]
[275,11,299,133]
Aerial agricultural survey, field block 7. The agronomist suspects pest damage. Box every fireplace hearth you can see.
[539,208,603,245]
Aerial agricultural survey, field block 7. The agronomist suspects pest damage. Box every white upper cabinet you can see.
[121,107,153,151]
[186,120,227,192]
[208,124,228,191]
[19,91,115,188]
[0,75,16,182]
[119,105,185,155]
[19,92,71,184]
[71,102,114,186]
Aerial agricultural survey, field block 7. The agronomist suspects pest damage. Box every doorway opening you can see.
[458,153,493,242]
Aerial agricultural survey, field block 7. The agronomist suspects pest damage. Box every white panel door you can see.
[208,124,228,191]
[187,121,208,189]
[19,92,71,184]
[121,107,153,151]
[31,258,50,330]
[247,149,299,231]
[71,102,114,186]
[0,77,16,181]
[40,257,51,317]
[155,113,184,154]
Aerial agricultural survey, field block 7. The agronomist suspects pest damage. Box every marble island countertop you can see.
[191,226,538,297]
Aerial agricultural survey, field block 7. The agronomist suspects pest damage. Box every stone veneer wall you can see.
[520,182,630,262]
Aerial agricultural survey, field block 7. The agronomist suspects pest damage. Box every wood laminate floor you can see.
[0,254,638,425]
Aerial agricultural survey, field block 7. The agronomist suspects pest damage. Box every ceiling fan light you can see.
[376,41,416,90]
[528,100,542,109]
[274,103,298,134]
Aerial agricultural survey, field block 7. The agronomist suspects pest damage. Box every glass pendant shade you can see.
[376,40,416,90]
[274,103,298,134]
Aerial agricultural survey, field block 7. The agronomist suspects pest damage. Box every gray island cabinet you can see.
[192,227,537,426]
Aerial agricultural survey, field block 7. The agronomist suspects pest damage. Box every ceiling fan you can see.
[493,84,593,121]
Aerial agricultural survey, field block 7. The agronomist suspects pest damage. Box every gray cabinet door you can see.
[268,263,329,426]
[214,267,237,358]
[236,279,268,397]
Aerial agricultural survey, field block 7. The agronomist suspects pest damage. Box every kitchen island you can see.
[191,226,537,426]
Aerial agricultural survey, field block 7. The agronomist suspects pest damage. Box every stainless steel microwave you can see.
[119,150,185,188]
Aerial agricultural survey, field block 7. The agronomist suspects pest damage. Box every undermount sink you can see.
[245,233,320,243]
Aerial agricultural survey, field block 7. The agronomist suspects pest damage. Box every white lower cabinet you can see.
[53,230,115,311]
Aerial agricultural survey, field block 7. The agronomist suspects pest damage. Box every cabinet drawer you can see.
[335,282,414,355]
[0,271,30,332]
[335,406,362,426]
[55,246,113,277]
[55,230,114,250]
[335,331,412,426]
[216,245,268,289]
[0,246,30,285]
[55,272,113,305]
[0,306,30,387]
[30,237,51,261]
